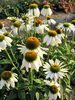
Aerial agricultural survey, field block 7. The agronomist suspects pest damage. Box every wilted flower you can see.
[27,4,40,17]
[0,71,18,89]
[21,51,42,72]
[41,4,52,16]
[0,34,12,51]
[43,30,61,46]
[44,80,60,100]
[43,59,68,81]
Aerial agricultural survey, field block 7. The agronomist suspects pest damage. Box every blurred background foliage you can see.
[0,0,75,18]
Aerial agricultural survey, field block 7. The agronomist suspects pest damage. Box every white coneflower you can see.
[18,36,47,59]
[44,80,60,100]
[27,4,40,17]
[57,22,75,33]
[18,15,34,32]
[0,34,12,51]
[41,4,52,16]
[0,22,7,34]
[43,59,68,81]
[56,28,65,40]
[11,21,22,35]
[43,16,56,25]
[33,18,49,34]
[21,51,42,72]
[71,20,75,26]
[0,71,18,90]
[7,17,17,22]
[43,30,61,46]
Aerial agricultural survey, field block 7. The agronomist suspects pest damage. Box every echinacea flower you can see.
[33,18,49,34]
[18,36,47,59]
[44,80,60,100]
[43,30,61,46]
[11,21,22,35]
[0,34,12,51]
[41,4,52,16]
[71,20,75,25]
[0,71,18,90]
[56,28,65,40]
[21,51,42,72]
[57,22,75,33]
[27,4,40,17]
[7,17,17,22]
[43,59,68,81]
[0,22,7,34]
[43,16,56,25]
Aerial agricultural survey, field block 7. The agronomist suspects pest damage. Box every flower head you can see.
[56,28,65,39]
[48,30,57,37]
[34,18,42,27]
[43,4,50,9]
[18,36,47,59]
[0,34,12,51]
[43,59,68,81]
[43,16,56,25]
[44,80,60,100]
[13,21,22,28]
[41,4,52,16]
[0,71,18,90]
[29,4,38,9]
[27,3,40,17]
[57,22,75,33]
[43,30,61,46]
[21,50,42,72]
[26,36,40,50]
[7,17,17,22]
[71,20,75,25]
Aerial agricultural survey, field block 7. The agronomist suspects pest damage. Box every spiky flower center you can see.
[56,28,62,34]
[29,4,38,9]
[50,85,58,94]
[48,30,57,37]
[0,22,3,29]
[0,34,5,41]
[63,23,70,27]
[3,32,10,36]
[71,20,75,25]
[1,71,12,81]
[34,19,42,26]
[50,64,60,73]
[26,36,40,50]
[9,17,17,22]
[47,16,51,20]
[25,51,37,62]
[43,4,50,9]
[13,21,21,27]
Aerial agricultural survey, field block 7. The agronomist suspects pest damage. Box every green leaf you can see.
[0,59,11,64]
[18,90,26,100]
[36,92,39,100]
[6,89,17,100]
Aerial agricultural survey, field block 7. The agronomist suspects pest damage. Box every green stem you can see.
[30,67,33,85]
[5,49,20,74]
[10,47,19,67]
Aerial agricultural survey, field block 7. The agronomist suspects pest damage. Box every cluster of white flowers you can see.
[0,3,74,100]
